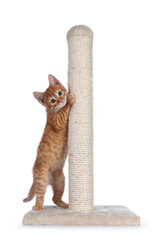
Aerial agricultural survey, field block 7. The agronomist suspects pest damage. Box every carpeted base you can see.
[23,205,140,226]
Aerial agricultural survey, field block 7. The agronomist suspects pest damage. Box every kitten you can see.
[23,74,75,210]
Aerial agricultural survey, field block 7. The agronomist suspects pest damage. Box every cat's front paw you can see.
[68,93,75,105]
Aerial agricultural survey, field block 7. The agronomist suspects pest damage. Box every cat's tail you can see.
[23,181,36,202]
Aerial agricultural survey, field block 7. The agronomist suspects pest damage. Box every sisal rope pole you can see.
[67,25,93,211]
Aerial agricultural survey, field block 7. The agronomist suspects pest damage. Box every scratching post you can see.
[67,25,93,212]
[23,25,140,226]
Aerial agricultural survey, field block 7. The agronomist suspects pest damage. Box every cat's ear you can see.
[33,92,46,106]
[48,74,59,87]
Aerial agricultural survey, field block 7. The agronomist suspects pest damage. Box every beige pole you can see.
[67,25,94,211]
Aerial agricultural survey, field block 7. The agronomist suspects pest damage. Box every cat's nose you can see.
[59,99,64,103]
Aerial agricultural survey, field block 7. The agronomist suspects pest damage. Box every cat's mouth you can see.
[54,97,67,111]
[59,101,66,107]
[59,97,67,106]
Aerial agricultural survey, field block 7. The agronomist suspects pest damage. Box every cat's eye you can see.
[51,98,56,104]
[58,91,63,96]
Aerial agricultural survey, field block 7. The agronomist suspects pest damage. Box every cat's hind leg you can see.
[51,169,68,209]
[32,166,49,210]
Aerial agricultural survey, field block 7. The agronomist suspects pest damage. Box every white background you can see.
[0,0,161,239]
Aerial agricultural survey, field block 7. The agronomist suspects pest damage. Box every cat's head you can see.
[33,74,68,112]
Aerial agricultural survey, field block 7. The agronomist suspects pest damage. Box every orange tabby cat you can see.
[23,74,75,210]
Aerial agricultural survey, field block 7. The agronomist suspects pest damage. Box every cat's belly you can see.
[49,141,68,172]
[48,149,67,185]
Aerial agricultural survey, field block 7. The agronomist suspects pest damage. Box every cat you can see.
[23,74,75,210]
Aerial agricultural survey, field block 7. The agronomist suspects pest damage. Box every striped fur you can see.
[23,74,75,210]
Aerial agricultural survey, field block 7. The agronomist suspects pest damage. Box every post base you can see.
[23,205,140,226]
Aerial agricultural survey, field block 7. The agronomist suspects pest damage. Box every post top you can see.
[67,25,93,40]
